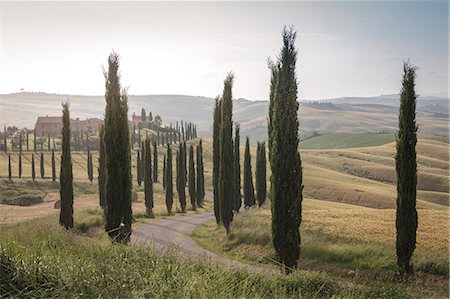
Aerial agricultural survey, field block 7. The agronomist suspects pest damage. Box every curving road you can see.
[131,212,278,275]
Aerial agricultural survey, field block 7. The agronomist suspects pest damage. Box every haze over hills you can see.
[0,92,448,142]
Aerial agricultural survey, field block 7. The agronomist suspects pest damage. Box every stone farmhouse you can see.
[34,116,103,137]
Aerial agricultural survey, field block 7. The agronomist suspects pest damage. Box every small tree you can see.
[26,131,29,151]
[144,138,154,217]
[153,141,158,182]
[87,148,93,183]
[51,148,56,182]
[137,150,143,186]
[18,152,22,179]
[59,102,74,229]
[196,139,205,207]
[243,137,255,208]
[396,62,418,275]
[8,153,12,180]
[163,154,167,189]
[165,144,173,215]
[141,108,147,122]
[47,133,51,151]
[256,142,267,207]
[33,132,36,152]
[40,152,45,178]
[188,144,197,210]
[31,154,35,181]
[233,124,241,212]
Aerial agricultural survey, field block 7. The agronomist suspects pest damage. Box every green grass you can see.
[0,212,412,298]
[299,133,395,149]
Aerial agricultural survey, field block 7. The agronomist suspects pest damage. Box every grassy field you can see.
[299,133,395,149]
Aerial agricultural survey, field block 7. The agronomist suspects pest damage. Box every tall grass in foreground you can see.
[0,213,410,298]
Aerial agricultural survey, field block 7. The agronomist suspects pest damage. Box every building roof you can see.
[36,116,62,124]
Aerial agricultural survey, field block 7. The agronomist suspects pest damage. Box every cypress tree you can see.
[40,152,45,178]
[188,144,196,210]
[59,102,74,229]
[19,133,23,153]
[212,96,222,224]
[196,139,205,207]
[31,154,35,181]
[26,131,29,151]
[219,73,234,234]
[256,142,267,207]
[243,137,255,208]
[51,148,56,182]
[103,52,132,243]
[267,59,279,161]
[137,150,142,186]
[153,141,158,182]
[8,153,11,180]
[144,137,154,217]
[141,108,147,122]
[33,132,36,152]
[163,154,167,189]
[3,128,6,153]
[165,144,173,215]
[87,149,93,183]
[396,62,418,275]
[18,152,22,179]
[177,142,187,213]
[269,27,303,273]
[98,125,106,208]
[48,133,51,151]
[233,124,241,212]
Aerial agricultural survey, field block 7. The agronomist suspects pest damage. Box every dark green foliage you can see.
[98,125,106,208]
[19,133,22,152]
[256,142,267,207]
[144,138,154,217]
[137,150,142,186]
[176,142,187,213]
[233,124,241,212]
[188,144,196,210]
[87,147,93,183]
[31,154,35,181]
[26,132,29,151]
[4,129,7,153]
[219,73,234,234]
[267,59,279,161]
[103,52,132,243]
[163,155,166,189]
[396,62,418,275]
[47,133,51,151]
[153,141,158,182]
[40,152,45,179]
[8,154,11,180]
[243,137,255,208]
[59,102,74,230]
[33,133,36,152]
[18,153,22,179]
[141,108,146,122]
[196,139,205,207]
[165,144,173,215]
[269,27,303,272]
[212,96,222,224]
[51,149,56,182]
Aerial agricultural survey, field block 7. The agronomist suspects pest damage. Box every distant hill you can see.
[0,92,448,143]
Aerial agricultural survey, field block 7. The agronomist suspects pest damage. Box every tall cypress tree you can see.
[396,62,418,275]
[219,73,234,234]
[31,154,35,181]
[269,27,303,273]
[51,148,56,182]
[188,144,196,210]
[33,132,36,152]
[153,141,158,182]
[40,152,45,178]
[177,142,187,212]
[256,142,267,207]
[103,52,132,243]
[196,139,205,207]
[47,133,51,151]
[26,131,29,151]
[59,102,74,230]
[98,124,106,208]
[243,137,255,208]
[233,124,241,212]
[8,153,11,180]
[18,152,22,179]
[19,133,23,153]
[137,150,142,186]
[88,151,93,183]
[144,138,154,217]
[163,154,167,189]
[267,59,279,161]
[165,144,173,215]
[212,96,222,224]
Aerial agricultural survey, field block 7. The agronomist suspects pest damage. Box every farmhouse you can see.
[34,116,103,137]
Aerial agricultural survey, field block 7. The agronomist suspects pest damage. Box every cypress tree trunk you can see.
[188,144,196,210]
[40,152,45,178]
[233,124,241,212]
[31,154,35,181]
[103,52,132,243]
[165,144,173,215]
[8,154,11,180]
[256,142,267,207]
[59,102,74,230]
[196,139,205,207]
[51,148,56,182]
[212,97,222,224]
[243,137,255,208]
[269,27,303,273]
[219,74,234,234]
[163,154,166,189]
[153,141,158,182]
[396,62,418,275]
[144,138,154,217]
[18,152,22,179]
[98,125,106,208]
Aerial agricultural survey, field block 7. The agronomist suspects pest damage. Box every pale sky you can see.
[0,1,448,100]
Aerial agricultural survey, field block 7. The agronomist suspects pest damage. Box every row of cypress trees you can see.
[132,121,198,149]
[4,151,54,181]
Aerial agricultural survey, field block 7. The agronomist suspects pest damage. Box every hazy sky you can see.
[0,1,448,100]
